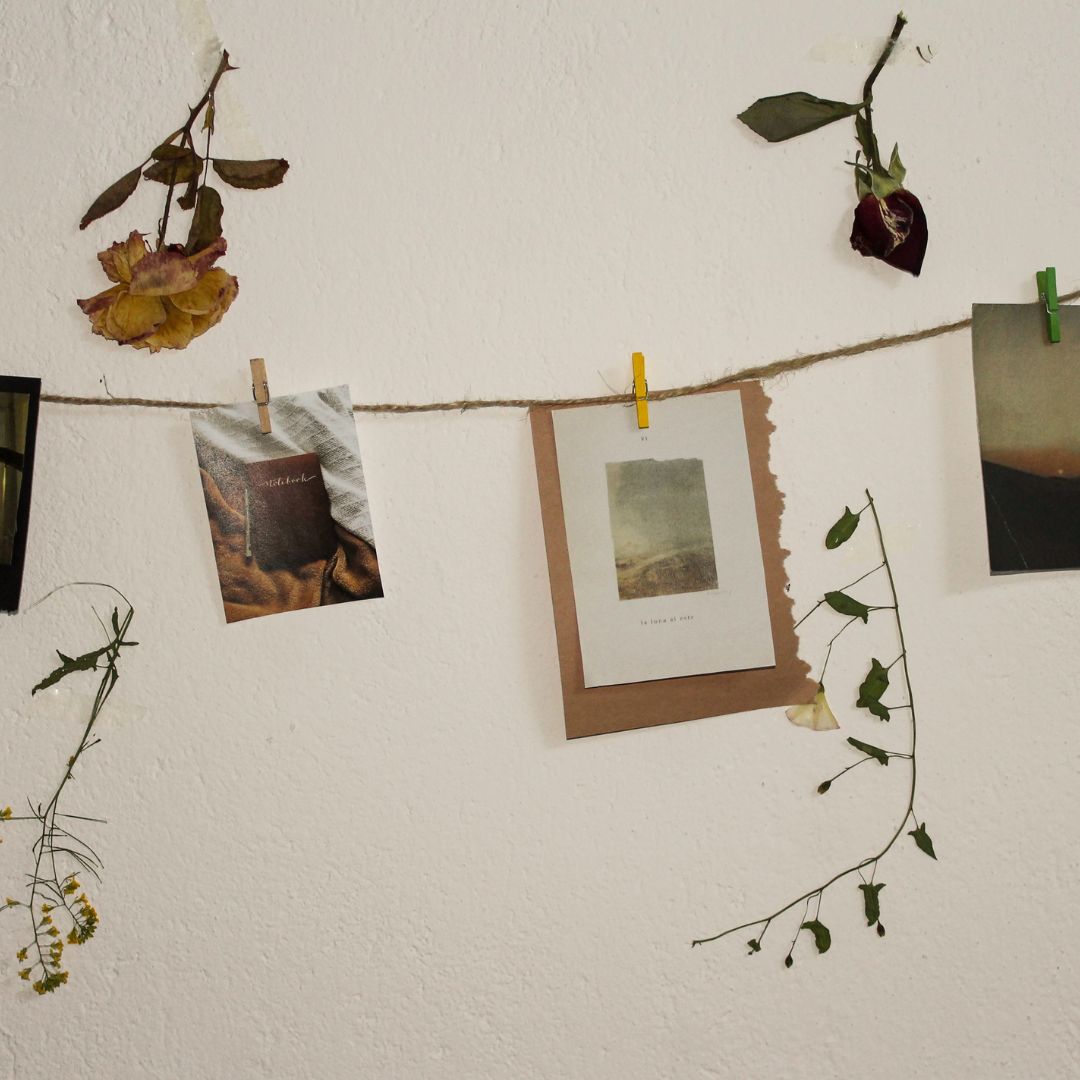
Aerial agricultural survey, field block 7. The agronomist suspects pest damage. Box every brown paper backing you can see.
[530,382,814,739]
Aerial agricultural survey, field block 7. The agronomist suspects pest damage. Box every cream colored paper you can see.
[551,392,775,687]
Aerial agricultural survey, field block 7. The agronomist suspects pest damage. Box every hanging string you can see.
[41,292,1077,415]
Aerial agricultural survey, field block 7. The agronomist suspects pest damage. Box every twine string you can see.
[41,293,1077,415]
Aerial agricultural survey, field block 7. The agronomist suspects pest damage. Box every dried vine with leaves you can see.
[691,491,937,965]
[76,49,289,352]
[1,585,137,994]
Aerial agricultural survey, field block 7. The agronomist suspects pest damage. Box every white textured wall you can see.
[1,1,1078,1077]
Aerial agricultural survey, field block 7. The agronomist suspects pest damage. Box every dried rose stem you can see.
[156,49,233,250]
[860,12,907,172]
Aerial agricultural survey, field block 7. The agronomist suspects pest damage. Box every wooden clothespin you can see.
[1037,267,1061,343]
[250,357,272,433]
[632,351,649,429]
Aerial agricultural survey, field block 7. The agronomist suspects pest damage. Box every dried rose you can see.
[850,189,927,277]
[77,231,237,352]
[737,13,926,277]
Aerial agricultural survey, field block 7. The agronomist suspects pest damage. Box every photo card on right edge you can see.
[971,304,1080,573]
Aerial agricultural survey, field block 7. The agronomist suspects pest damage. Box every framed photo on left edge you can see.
[0,376,42,613]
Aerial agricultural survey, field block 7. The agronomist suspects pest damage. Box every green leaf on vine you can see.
[824,591,870,622]
[866,699,891,721]
[908,823,937,860]
[857,658,890,719]
[32,646,110,695]
[825,506,860,549]
[858,882,885,925]
[738,92,863,143]
[78,167,142,231]
[847,736,889,766]
[801,919,832,954]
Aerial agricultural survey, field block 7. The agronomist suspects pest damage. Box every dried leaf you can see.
[847,736,889,766]
[151,143,188,161]
[857,658,889,707]
[212,158,290,190]
[185,186,224,255]
[79,166,142,231]
[738,92,863,143]
[824,591,870,622]
[178,178,198,211]
[866,698,891,721]
[825,506,860,549]
[908,823,937,860]
[32,647,110,695]
[143,150,202,185]
[858,882,885,925]
[800,919,832,954]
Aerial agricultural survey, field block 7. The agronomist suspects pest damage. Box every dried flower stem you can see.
[860,12,907,173]
[156,50,233,250]
[691,490,925,955]
[1,584,137,994]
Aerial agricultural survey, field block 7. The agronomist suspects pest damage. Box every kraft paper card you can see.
[531,382,813,739]
[191,385,384,623]
[972,304,1080,573]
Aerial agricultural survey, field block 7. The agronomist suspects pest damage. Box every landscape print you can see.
[605,457,719,600]
[972,305,1080,573]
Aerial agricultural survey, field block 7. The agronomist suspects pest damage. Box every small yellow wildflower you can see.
[18,969,30,981]
[16,948,27,961]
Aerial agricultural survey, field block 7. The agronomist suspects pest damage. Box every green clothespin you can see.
[1036,267,1061,343]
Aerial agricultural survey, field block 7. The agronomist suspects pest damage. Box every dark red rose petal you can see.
[849,190,927,277]
[881,191,927,277]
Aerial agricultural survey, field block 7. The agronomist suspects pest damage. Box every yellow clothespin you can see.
[250,357,271,434]
[632,351,649,429]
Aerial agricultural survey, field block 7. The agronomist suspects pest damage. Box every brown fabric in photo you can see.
[199,466,383,623]
[530,382,813,739]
